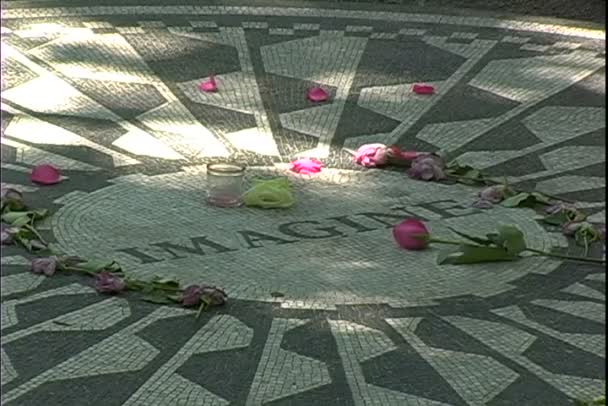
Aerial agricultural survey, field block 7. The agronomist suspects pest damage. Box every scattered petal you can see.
[31,164,62,185]
[94,272,126,294]
[393,218,430,250]
[198,75,218,93]
[412,84,435,95]
[289,158,323,175]
[354,144,389,168]
[407,154,446,181]
[30,256,57,277]
[307,87,329,102]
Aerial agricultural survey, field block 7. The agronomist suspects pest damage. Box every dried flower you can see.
[201,286,228,306]
[472,199,495,209]
[30,256,57,276]
[1,187,25,210]
[1,223,17,245]
[354,144,389,168]
[393,218,430,250]
[181,285,203,307]
[407,154,446,181]
[479,185,510,204]
[94,272,126,294]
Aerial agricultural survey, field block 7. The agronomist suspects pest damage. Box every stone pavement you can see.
[0,2,605,405]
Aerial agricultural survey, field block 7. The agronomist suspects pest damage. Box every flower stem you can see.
[195,300,207,319]
[525,247,605,264]
[428,238,463,246]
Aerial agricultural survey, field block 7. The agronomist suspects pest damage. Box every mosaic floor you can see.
[1,3,606,405]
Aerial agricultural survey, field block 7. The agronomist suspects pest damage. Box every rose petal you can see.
[289,158,323,174]
[31,164,62,185]
[307,87,328,102]
[198,75,218,93]
[412,84,435,95]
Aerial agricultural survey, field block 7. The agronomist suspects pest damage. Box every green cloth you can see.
[243,177,295,209]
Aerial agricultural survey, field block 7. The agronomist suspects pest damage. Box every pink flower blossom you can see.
[289,158,323,175]
[354,144,388,168]
[393,218,430,250]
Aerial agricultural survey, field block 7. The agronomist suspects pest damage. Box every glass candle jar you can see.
[206,163,246,207]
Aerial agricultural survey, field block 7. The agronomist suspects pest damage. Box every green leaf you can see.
[501,193,532,207]
[437,244,517,265]
[141,294,172,304]
[151,276,180,288]
[2,211,31,224]
[76,259,121,273]
[447,227,493,246]
[496,224,527,255]
[530,192,552,205]
[541,212,569,226]
[166,293,183,303]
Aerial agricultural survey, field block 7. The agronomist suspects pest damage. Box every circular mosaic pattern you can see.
[51,167,568,307]
[1,5,605,406]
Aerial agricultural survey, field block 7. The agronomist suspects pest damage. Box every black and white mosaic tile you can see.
[1,5,605,406]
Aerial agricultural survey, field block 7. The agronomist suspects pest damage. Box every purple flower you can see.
[407,154,446,181]
[94,272,126,294]
[479,185,509,204]
[353,144,389,168]
[182,285,203,307]
[30,256,57,276]
[181,284,227,307]
[201,286,228,306]
[472,199,495,209]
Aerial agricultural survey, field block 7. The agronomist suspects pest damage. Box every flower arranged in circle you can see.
[393,218,430,250]
[307,87,329,102]
[354,144,389,168]
[407,154,446,181]
[31,164,62,185]
[94,272,126,294]
[30,256,58,276]
[289,158,323,175]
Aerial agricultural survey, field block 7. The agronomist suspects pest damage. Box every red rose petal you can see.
[307,87,329,102]
[31,164,62,185]
[412,84,435,95]
[198,75,218,93]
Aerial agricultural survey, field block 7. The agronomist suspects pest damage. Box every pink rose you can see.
[290,158,323,175]
[354,144,388,168]
[393,218,430,250]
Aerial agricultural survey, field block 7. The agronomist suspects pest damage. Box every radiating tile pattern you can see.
[1,5,605,406]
